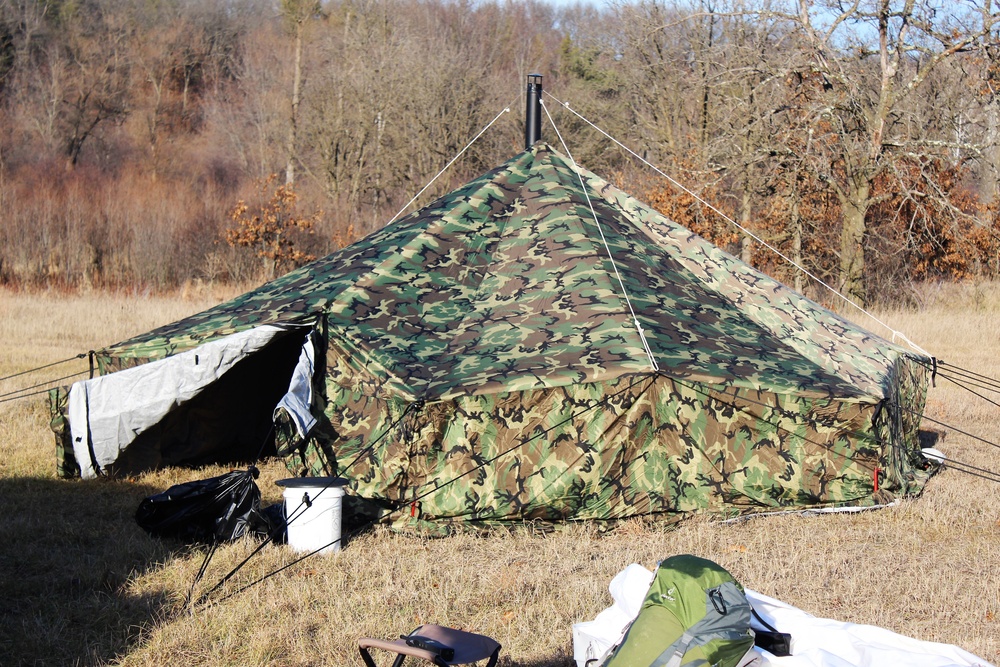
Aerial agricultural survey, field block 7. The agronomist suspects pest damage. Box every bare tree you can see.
[281,0,321,186]
[614,1,707,163]
[783,0,998,304]
[52,1,132,168]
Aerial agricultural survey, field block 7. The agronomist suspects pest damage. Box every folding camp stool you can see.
[358,624,501,667]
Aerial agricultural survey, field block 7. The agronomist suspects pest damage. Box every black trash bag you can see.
[135,466,276,543]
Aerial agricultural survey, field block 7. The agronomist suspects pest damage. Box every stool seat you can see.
[359,624,501,667]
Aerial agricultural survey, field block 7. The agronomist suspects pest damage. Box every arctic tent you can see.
[50,143,936,531]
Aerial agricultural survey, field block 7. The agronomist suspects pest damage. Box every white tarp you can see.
[572,564,653,666]
[68,325,291,479]
[573,564,994,667]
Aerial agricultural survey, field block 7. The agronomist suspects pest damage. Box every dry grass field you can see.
[1,282,998,667]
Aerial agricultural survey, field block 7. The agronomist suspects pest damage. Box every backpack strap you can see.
[651,632,694,667]
[750,606,778,634]
[651,628,754,667]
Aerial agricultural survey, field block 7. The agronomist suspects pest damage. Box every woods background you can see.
[2,0,1000,308]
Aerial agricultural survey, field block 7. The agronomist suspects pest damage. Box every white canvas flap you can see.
[68,325,290,479]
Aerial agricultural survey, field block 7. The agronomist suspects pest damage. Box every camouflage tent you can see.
[52,143,936,531]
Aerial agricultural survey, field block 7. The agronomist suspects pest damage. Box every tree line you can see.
[1,0,998,307]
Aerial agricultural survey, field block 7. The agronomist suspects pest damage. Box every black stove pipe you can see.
[524,74,542,149]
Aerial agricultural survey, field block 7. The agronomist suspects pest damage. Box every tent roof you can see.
[104,144,918,401]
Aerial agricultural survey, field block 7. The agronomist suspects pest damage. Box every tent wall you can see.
[873,353,931,492]
[286,346,931,531]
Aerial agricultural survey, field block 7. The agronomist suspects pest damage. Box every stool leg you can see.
[359,647,379,667]
[359,646,413,667]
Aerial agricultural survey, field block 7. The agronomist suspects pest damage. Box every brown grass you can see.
[1,283,998,666]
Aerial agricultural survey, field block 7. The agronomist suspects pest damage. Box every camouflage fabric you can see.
[291,362,931,531]
[49,387,79,479]
[59,144,934,527]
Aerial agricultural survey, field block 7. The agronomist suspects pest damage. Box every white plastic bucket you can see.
[276,477,347,555]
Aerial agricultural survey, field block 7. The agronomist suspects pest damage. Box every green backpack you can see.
[603,555,755,667]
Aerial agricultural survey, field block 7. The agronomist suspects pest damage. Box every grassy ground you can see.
[0,282,998,666]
